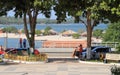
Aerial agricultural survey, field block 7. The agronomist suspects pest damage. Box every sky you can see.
[7,10,57,19]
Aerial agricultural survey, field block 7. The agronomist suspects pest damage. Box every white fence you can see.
[92,42,119,48]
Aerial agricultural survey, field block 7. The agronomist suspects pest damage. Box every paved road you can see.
[0,61,111,75]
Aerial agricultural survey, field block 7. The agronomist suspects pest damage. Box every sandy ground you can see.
[0,33,102,42]
[0,33,87,41]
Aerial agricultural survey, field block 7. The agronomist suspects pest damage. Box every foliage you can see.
[43,26,52,35]
[53,0,120,59]
[0,0,13,16]
[0,17,76,24]
[7,0,54,50]
[0,0,120,59]
[72,33,80,39]
[111,65,120,75]
[103,22,120,43]
[116,43,120,52]
[0,17,23,24]
[93,29,103,39]
[21,29,24,33]
[4,53,47,61]
[2,26,18,33]
[103,22,120,51]
[35,29,42,36]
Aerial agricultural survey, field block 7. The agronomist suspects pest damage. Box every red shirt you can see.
[0,51,4,55]
[79,47,83,52]
[34,49,40,55]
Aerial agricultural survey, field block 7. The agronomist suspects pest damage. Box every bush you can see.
[4,53,47,61]
[116,43,120,52]
[72,33,80,39]
[2,26,18,33]
[111,65,120,75]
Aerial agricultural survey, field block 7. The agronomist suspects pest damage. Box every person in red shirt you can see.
[78,44,83,59]
[72,44,83,59]
[0,45,5,60]
[0,45,4,55]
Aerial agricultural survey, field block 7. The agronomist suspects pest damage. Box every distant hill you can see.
[0,17,74,24]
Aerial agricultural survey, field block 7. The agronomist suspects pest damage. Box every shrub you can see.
[111,65,120,75]
[2,26,18,33]
[116,43,120,52]
[4,53,47,61]
[72,33,80,39]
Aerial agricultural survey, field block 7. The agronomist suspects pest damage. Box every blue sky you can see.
[7,10,57,19]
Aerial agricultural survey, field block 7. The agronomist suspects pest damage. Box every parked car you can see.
[5,48,29,55]
[5,48,40,56]
[82,46,111,59]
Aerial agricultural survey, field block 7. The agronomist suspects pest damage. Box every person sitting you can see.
[72,44,83,59]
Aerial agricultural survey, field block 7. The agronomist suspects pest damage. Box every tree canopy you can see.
[93,29,103,39]
[0,0,120,58]
[53,0,120,59]
[103,22,120,42]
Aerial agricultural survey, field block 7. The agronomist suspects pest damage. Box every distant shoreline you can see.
[0,33,87,41]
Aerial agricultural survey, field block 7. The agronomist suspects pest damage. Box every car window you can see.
[95,48,110,52]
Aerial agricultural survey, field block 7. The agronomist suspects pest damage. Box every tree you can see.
[0,0,13,16]
[43,26,52,35]
[103,22,120,43]
[93,29,103,39]
[103,22,120,51]
[53,0,120,59]
[0,0,54,54]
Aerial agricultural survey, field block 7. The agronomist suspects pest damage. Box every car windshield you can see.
[95,48,110,52]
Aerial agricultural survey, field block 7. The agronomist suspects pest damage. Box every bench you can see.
[104,53,120,63]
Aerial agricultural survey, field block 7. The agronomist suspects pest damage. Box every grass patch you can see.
[0,58,3,62]
[84,59,103,62]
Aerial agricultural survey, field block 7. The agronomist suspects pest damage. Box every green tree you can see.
[53,0,120,59]
[93,29,103,39]
[0,0,54,53]
[43,26,52,35]
[103,22,120,42]
[0,0,13,16]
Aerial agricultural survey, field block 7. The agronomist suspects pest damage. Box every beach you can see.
[0,33,102,48]
[0,33,87,41]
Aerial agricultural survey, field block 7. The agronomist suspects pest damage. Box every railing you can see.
[92,42,119,48]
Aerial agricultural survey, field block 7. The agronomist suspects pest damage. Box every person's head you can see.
[79,44,82,47]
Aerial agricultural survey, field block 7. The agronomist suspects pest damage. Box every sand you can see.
[0,33,87,41]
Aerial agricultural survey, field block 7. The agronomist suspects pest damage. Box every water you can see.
[0,37,42,48]
[0,23,107,32]
[0,23,107,48]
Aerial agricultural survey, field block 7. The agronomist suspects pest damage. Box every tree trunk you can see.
[86,10,92,59]
[23,9,38,54]
[86,24,92,59]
